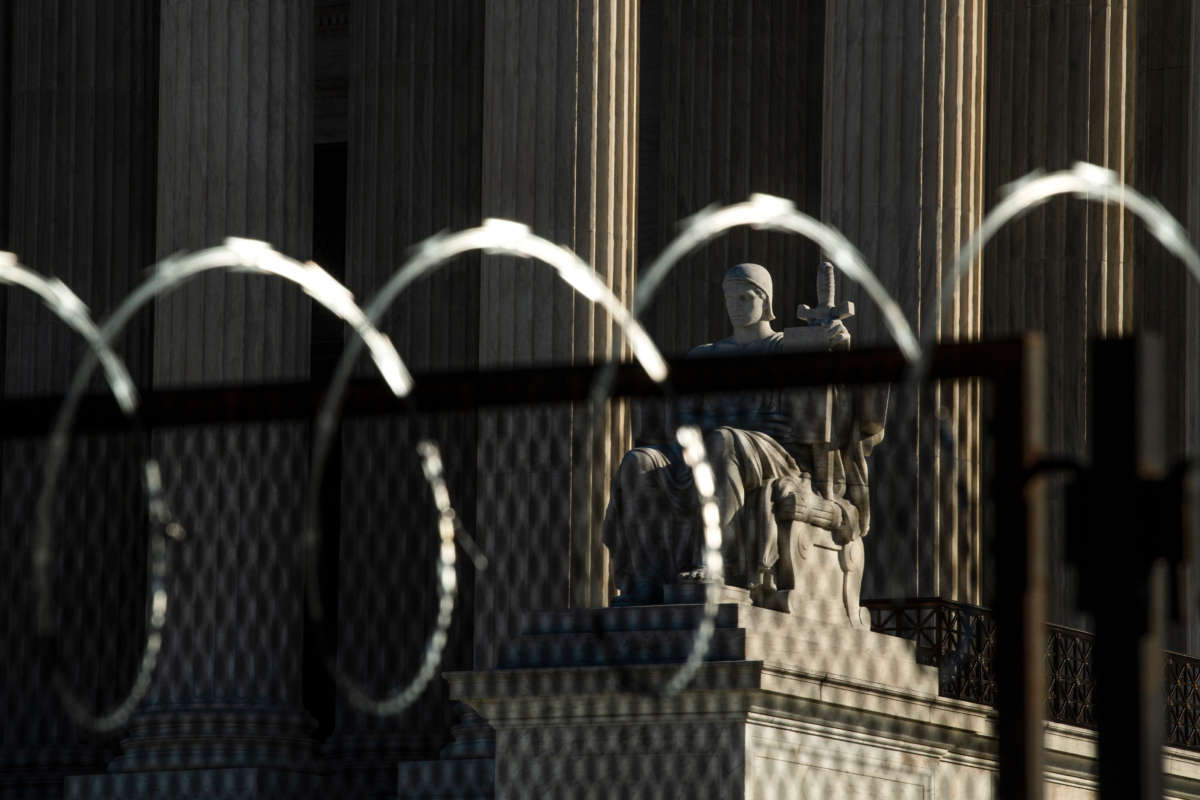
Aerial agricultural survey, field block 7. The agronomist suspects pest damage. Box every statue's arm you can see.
[793,309,852,351]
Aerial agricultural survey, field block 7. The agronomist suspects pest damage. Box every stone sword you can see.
[789,259,855,498]
[795,258,854,327]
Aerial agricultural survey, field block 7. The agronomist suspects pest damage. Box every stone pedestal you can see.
[445,604,965,798]
[401,602,1200,799]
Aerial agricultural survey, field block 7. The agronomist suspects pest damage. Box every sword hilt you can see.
[796,258,855,325]
[817,259,835,307]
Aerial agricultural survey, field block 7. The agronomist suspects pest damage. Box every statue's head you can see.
[722,263,775,324]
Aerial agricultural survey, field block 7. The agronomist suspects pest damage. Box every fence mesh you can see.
[1,351,1196,798]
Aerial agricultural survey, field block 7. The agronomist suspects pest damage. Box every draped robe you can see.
[602,332,882,601]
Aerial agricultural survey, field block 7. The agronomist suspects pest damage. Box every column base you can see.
[0,744,113,800]
[64,767,325,800]
[105,706,318,774]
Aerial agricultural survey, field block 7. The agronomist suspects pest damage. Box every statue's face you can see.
[723,281,766,327]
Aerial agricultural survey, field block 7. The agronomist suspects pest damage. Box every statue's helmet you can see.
[722,263,775,322]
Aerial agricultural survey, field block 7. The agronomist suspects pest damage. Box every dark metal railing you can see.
[866,597,997,705]
[867,597,1200,752]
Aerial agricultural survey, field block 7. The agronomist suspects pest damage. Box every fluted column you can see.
[1188,0,1200,655]
[823,0,987,603]
[5,0,158,394]
[0,0,11,363]
[1183,0,1200,654]
[474,0,638,668]
[95,1,321,790]
[323,1,484,785]
[986,0,1136,624]
[1133,0,1196,650]
[1191,0,1200,482]
[0,2,158,795]
[637,0,825,356]
[152,0,312,386]
[343,0,482,374]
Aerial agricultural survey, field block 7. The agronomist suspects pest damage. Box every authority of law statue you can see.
[602,262,886,627]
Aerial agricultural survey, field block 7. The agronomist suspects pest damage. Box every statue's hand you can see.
[775,493,803,521]
[826,318,851,351]
[795,307,851,351]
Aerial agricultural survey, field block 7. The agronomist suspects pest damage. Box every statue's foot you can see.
[611,580,663,606]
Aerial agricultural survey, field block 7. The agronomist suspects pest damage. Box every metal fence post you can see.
[1071,336,1172,799]
[993,333,1047,800]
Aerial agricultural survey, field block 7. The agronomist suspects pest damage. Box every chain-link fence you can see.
[12,337,1176,798]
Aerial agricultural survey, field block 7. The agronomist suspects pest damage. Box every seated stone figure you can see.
[602,263,884,626]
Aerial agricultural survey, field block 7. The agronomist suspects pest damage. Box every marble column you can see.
[5,0,158,394]
[94,1,321,791]
[0,1,158,795]
[1134,0,1188,462]
[822,0,987,603]
[637,0,825,356]
[1188,0,1200,656]
[474,0,638,668]
[1191,0,1200,494]
[1174,0,1200,655]
[152,0,312,386]
[0,0,10,352]
[323,1,483,787]
[986,0,1136,624]
[343,0,481,375]
[1132,0,1196,651]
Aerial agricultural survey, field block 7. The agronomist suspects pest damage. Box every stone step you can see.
[519,603,748,636]
[506,604,937,690]
[499,628,748,669]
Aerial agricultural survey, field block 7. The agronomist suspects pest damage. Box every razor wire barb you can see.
[0,251,156,732]
[33,238,408,731]
[10,171,1200,733]
[330,440,461,715]
[14,196,933,724]
[927,161,1200,378]
[305,219,673,715]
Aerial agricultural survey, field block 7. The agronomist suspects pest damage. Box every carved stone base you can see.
[434,604,1200,798]
[758,589,870,627]
[506,603,930,678]
[662,582,751,606]
[446,605,952,798]
[771,518,868,628]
